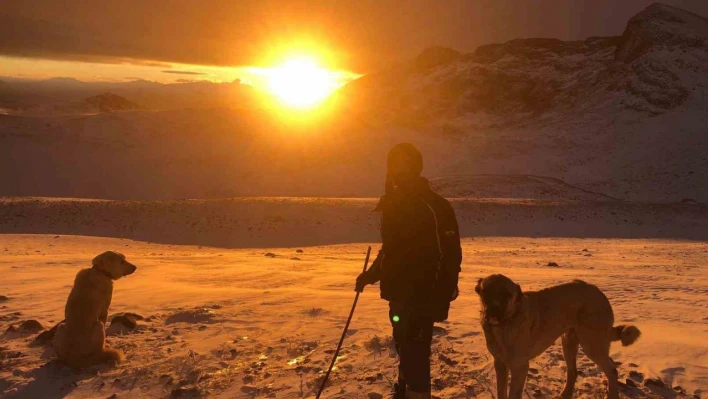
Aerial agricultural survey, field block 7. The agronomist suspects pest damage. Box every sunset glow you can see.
[262,57,344,109]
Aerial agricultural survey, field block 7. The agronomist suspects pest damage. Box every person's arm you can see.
[355,196,427,291]
[364,250,384,283]
[355,249,384,292]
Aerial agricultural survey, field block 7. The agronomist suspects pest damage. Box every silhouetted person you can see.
[356,143,462,399]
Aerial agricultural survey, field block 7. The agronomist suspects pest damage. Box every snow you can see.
[1,234,706,398]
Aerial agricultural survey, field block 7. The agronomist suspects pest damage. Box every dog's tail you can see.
[611,325,641,346]
[98,345,125,364]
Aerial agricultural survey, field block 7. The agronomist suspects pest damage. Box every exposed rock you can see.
[111,312,145,321]
[85,93,141,113]
[438,353,458,366]
[165,308,217,325]
[264,253,276,258]
[368,393,384,399]
[0,312,22,322]
[0,296,8,302]
[629,370,644,382]
[644,377,666,388]
[17,320,44,333]
[170,385,201,397]
[547,262,560,267]
[110,314,138,331]
[615,3,708,63]
[241,385,258,393]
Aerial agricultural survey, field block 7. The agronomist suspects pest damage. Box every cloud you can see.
[1,1,707,72]
[162,70,206,76]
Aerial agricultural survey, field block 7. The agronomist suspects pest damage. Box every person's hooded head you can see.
[386,142,423,192]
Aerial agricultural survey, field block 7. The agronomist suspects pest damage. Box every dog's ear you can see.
[475,278,483,294]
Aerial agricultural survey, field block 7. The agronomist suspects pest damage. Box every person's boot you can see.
[406,391,431,399]
[390,382,406,399]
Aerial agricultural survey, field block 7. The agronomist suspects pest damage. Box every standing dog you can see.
[53,251,137,367]
[475,274,640,399]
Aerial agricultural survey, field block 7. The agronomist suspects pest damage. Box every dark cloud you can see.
[1,0,707,72]
[162,70,206,76]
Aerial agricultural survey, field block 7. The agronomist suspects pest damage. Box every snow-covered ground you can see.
[1,234,706,398]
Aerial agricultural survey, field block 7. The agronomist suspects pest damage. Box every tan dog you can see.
[475,274,640,399]
[53,251,137,368]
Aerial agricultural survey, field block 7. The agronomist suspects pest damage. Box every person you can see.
[356,143,462,399]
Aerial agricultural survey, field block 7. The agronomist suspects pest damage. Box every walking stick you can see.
[315,246,372,399]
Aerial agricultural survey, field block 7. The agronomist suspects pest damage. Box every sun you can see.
[264,57,341,109]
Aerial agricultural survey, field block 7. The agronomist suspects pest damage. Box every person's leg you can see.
[389,303,407,399]
[401,313,433,396]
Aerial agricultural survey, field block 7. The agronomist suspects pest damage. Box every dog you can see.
[53,251,137,368]
[475,274,640,399]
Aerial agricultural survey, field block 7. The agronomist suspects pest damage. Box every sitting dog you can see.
[475,274,640,399]
[53,251,137,367]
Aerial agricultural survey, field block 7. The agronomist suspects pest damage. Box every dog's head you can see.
[475,274,522,325]
[92,251,137,280]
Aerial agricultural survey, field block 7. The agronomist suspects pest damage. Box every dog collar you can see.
[483,297,523,326]
[92,266,113,279]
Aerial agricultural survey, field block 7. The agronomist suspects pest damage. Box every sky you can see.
[1,0,707,83]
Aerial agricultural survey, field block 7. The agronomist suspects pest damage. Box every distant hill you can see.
[85,93,141,113]
[0,3,706,203]
[429,175,619,201]
[0,78,254,116]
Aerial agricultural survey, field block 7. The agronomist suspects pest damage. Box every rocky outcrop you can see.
[85,92,141,113]
[615,3,708,62]
[343,3,708,125]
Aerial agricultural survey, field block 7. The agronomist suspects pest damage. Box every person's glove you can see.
[355,271,373,293]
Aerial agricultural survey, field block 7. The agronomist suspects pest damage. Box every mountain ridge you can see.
[0,3,706,203]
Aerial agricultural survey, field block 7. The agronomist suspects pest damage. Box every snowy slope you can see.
[338,3,708,202]
[1,3,706,202]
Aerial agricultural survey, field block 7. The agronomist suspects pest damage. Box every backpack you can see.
[419,191,462,321]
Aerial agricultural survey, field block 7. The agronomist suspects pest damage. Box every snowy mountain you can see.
[336,3,708,202]
[342,3,707,124]
[0,3,706,202]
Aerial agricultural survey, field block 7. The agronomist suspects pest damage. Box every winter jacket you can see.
[363,178,462,315]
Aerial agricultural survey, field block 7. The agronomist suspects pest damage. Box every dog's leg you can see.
[589,354,618,399]
[580,336,618,399]
[561,329,579,399]
[508,362,529,399]
[494,359,509,399]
